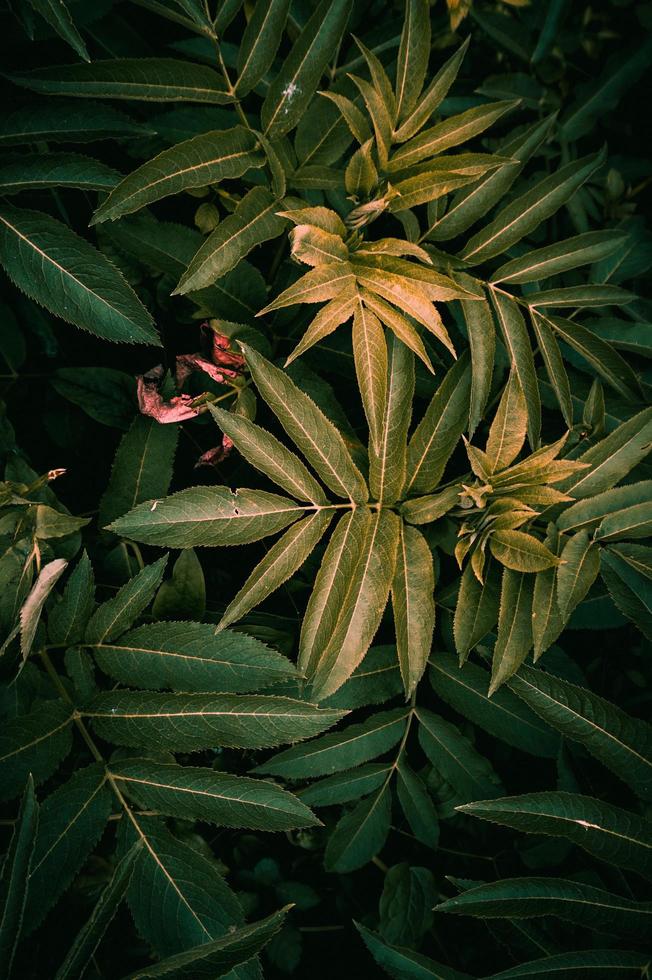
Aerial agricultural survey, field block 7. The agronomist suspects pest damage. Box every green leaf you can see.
[395,762,439,849]
[394,37,469,143]
[357,923,473,980]
[557,530,601,621]
[24,764,112,934]
[254,708,410,779]
[0,205,158,345]
[0,776,38,980]
[429,652,559,758]
[9,59,233,103]
[86,692,345,752]
[558,482,652,534]
[529,313,573,429]
[416,707,503,801]
[462,150,606,264]
[508,664,652,801]
[394,0,430,123]
[369,334,415,504]
[123,907,289,980]
[489,290,540,450]
[219,511,333,630]
[0,100,146,145]
[485,949,652,980]
[492,231,626,285]
[0,152,119,195]
[392,524,435,698]
[309,510,401,701]
[485,371,527,472]
[324,780,392,872]
[261,0,353,140]
[459,791,652,879]
[379,863,436,947]
[28,0,89,61]
[321,644,403,709]
[236,0,290,96]
[47,551,95,647]
[85,557,167,644]
[109,759,318,830]
[459,282,495,438]
[559,407,652,500]
[152,548,206,621]
[352,299,387,448]
[51,366,135,429]
[175,187,287,294]
[453,560,501,663]
[545,314,642,402]
[99,415,178,527]
[92,621,295,692]
[54,843,140,980]
[601,546,652,641]
[401,485,461,525]
[404,353,471,495]
[34,506,88,541]
[299,763,391,807]
[243,345,368,502]
[109,486,307,548]
[0,700,73,801]
[531,527,564,659]
[435,877,652,938]
[93,127,263,224]
[490,531,559,573]
[490,568,534,695]
[20,558,68,660]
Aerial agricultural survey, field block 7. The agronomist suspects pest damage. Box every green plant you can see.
[1,1,651,978]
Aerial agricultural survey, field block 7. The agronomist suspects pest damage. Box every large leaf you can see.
[261,0,353,139]
[392,524,435,698]
[47,552,95,647]
[92,621,295,692]
[324,781,392,872]
[490,568,534,696]
[0,101,146,145]
[352,299,387,448]
[459,791,652,878]
[0,152,119,195]
[416,707,503,801]
[508,665,652,801]
[0,700,73,801]
[489,290,540,449]
[236,0,291,96]
[85,558,167,644]
[109,759,318,830]
[0,205,158,345]
[99,415,178,527]
[357,924,474,980]
[0,776,38,980]
[394,0,430,123]
[559,407,652,500]
[369,333,415,504]
[93,127,263,224]
[492,231,626,285]
[486,949,652,980]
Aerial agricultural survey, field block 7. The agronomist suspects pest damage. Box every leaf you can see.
[601,546,652,641]
[0,152,119,194]
[394,0,430,123]
[109,486,307,548]
[324,781,392,872]
[529,314,573,429]
[34,506,89,541]
[458,792,652,879]
[395,763,439,849]
[508,664,652,801]
[490,531,559,573]
[109,759,318,830]
[462,150,606,264]
[261,0,353,140]
[416,707,503,801]
[557,531,601,622]
[558,482,652,534]
[531,527,564,659]
[9,59,233,103]
[401,485,461,525]
[490,290,540,450]
[485,949,652,980]
[20,558,67,660]
[0,700,73,801]
[392,524,435,698]
[236,0,291,96]
[299,763,391,807]
[352,299,387,448]
[0,776,38,980]
[485,371,527,472]
[404,353,471,495]
[99,415,178,527]
[24,764,112,934]
[394,37,469,143]
[152,548,206,621]
[219,511,333,630]
[0,100,147,145]
[459,284,495,438]
[435,877,652,938]
[51,367,135,429]
[0,205,159,345]
[123,907,290,980]
[369,334,415,504]
[545,314,642,402]
[490,568,534,695]
[429,652,559,758]
[453,560,501,663]
[47,552,95,647]
[309,510,401,701]
[492,231,627,285]
[93,127,263,224]
[286,292,358,364]
[559,407,652,500]
[357,924,474,980]
[54,843,140,980]
[28,0,89,61]
[254,708,410,779]
[379,863,437,947]
[92,621,295,693]
[86,692,345,752]
[360,288,434,372]
[85,557,167,644]
[243,345,368,502]
[175,187,287,294]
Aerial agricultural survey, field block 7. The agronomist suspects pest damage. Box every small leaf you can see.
[394,0,430,123]
[396,763,439,849]
[530,313,573,430]
[236,0,291,96]
[27,0,89,61]
[401,485,461,525]
[490,531,559,573]
[47,552,95,647]
[392,524,435,698]
[20,558,67,660]
[152,548,206,621]
[394,37,469,143]
[352,299,387,448]
[486,371,527,472]
[557,531,601,622]
[490,290,540,450]
[532,527,564,659]
[85,558,167,644]
[454,560,501,663]
[324,781,392,872]
[0,700,73,801]
[99,415,178,527]
[490,568,534,695]
[416,707,503,801]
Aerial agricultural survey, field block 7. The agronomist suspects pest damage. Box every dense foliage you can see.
[1,0,651,977]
